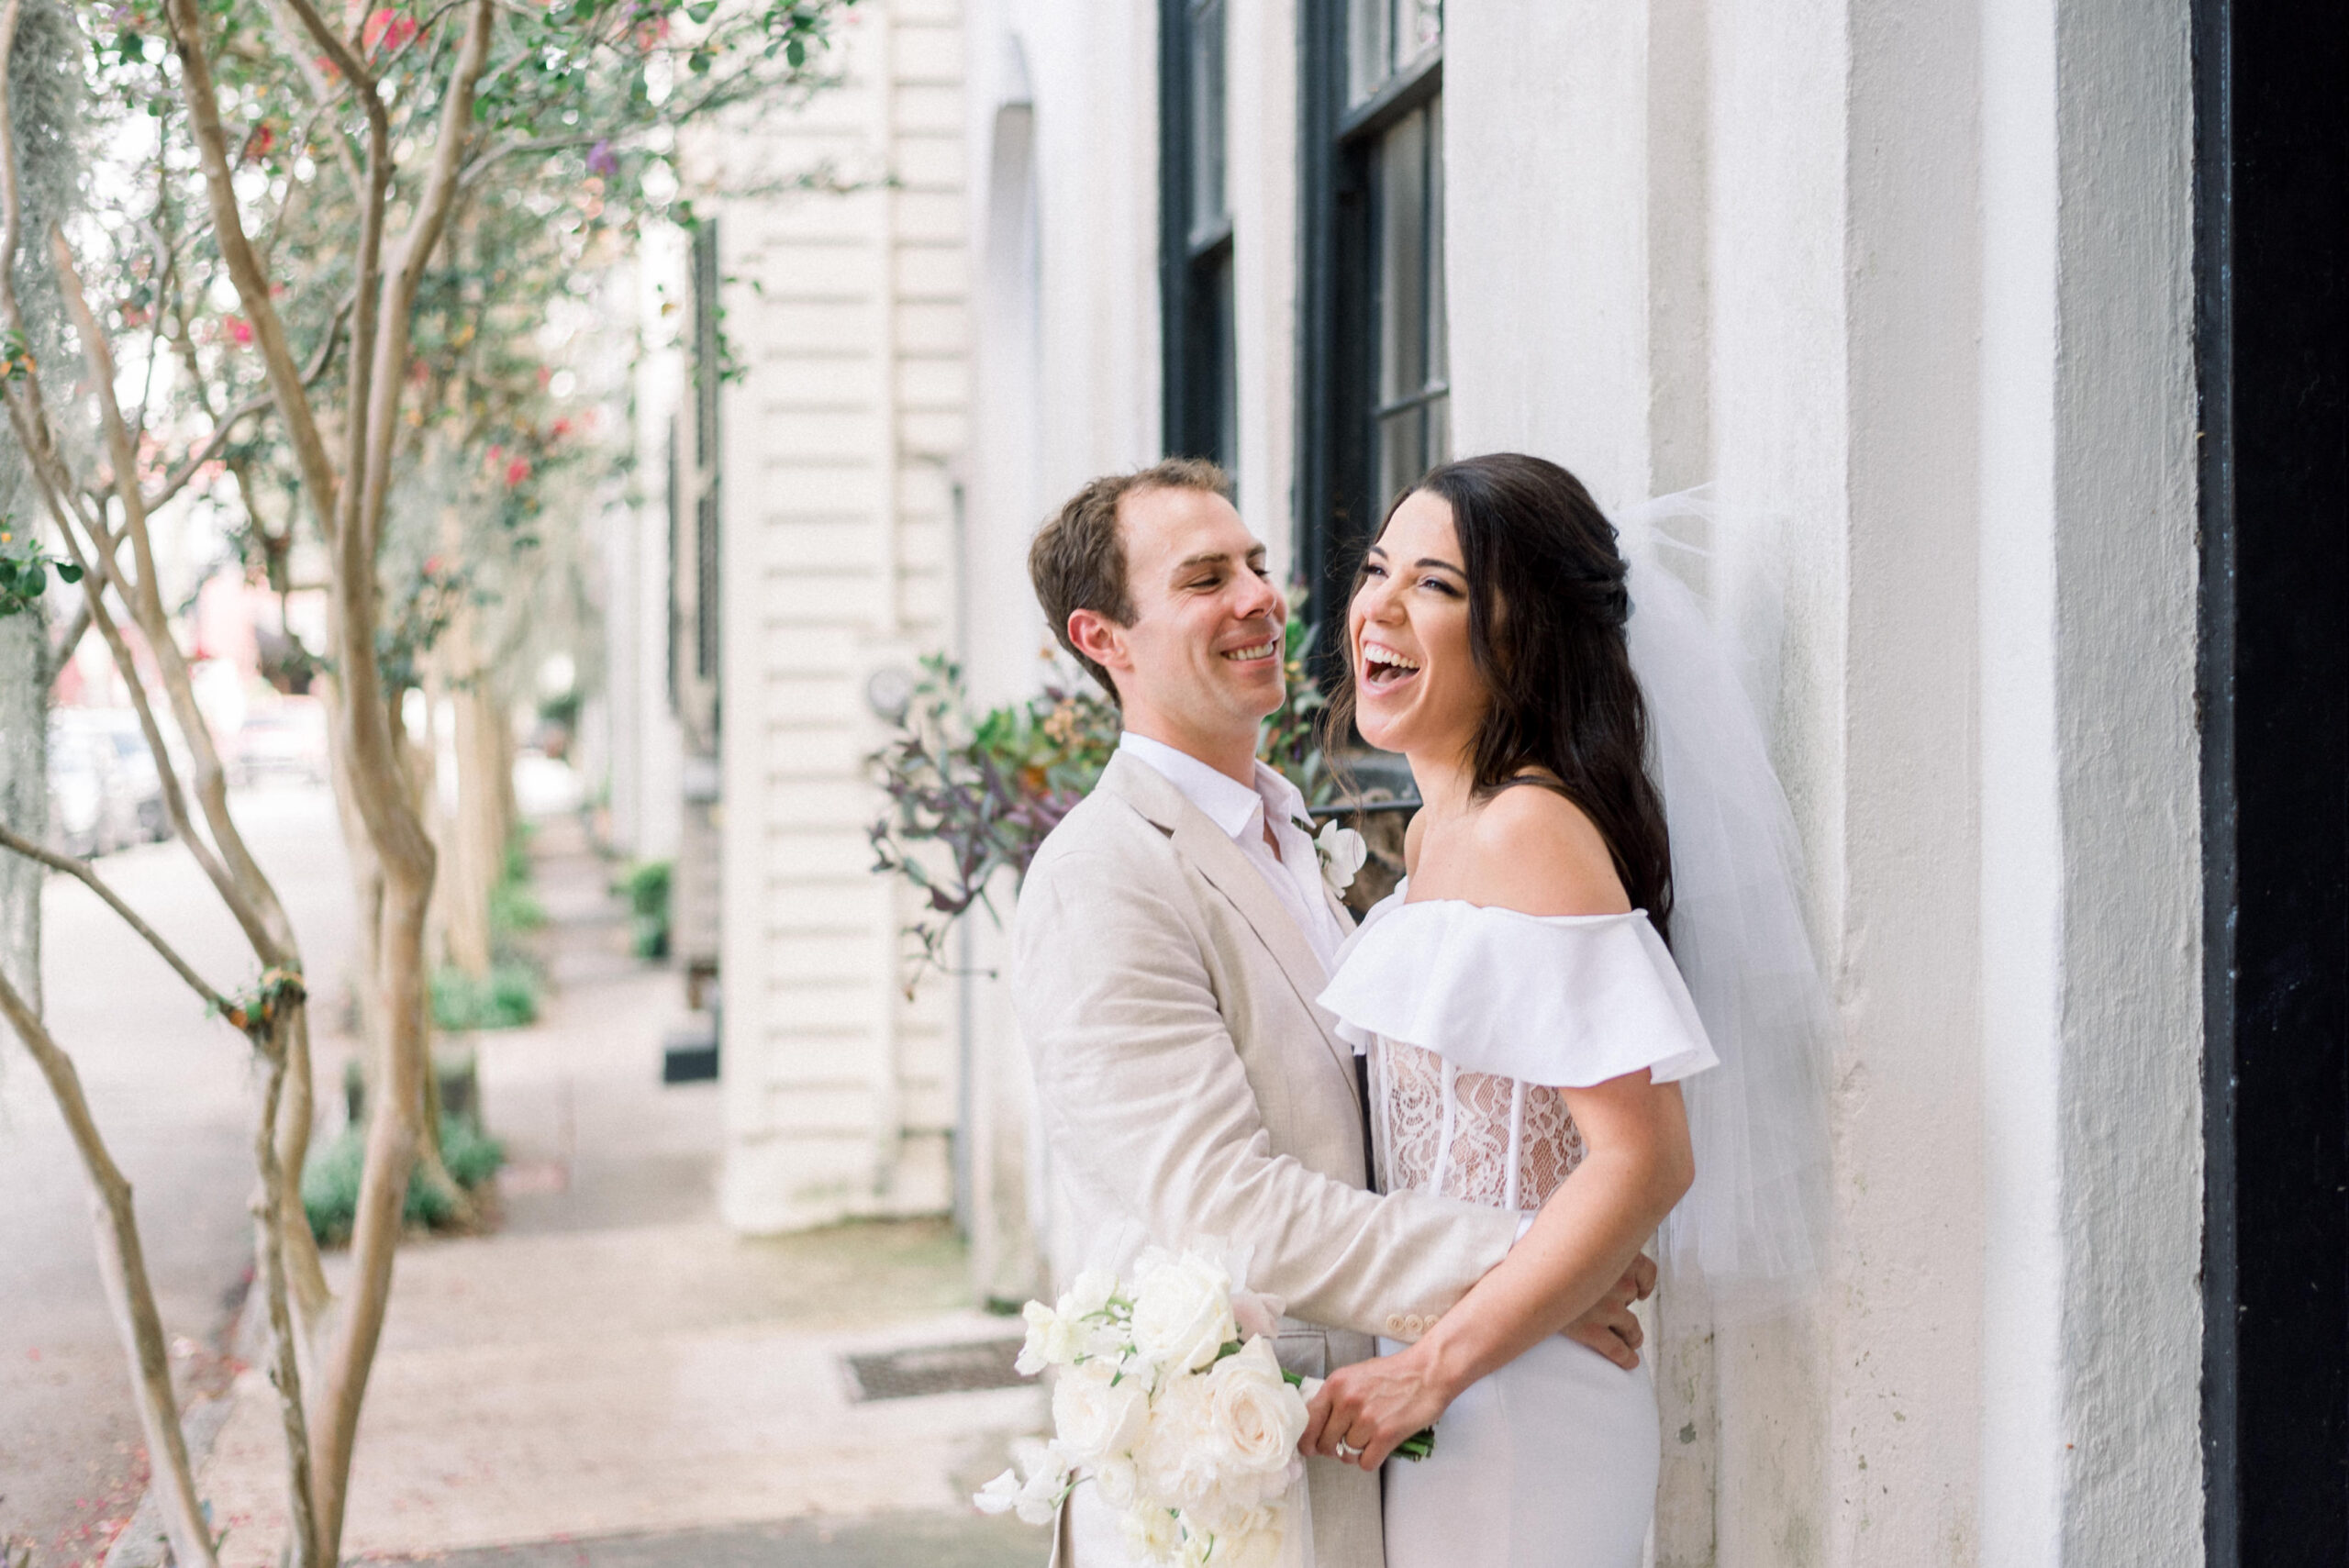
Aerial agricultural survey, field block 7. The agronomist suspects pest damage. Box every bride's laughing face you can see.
[1349,489,1487,760]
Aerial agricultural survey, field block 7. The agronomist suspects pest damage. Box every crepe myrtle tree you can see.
[0,0,856,1561]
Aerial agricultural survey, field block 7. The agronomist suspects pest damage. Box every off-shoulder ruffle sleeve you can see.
[1317,895,1720,1088]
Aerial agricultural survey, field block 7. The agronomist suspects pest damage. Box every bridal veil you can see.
[1615,488,1835,1320]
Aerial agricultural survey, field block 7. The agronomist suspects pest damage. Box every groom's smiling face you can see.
[1068,484,1287,755]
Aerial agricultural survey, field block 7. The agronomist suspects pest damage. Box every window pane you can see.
[1190,0,1227,237]
[1376,105,1429,408]
[1377,404,1426,503]
[1348,0,1442,106]
[1348,0,1392,106]
[1212,252,1239,473]
[1401,0,1442,70]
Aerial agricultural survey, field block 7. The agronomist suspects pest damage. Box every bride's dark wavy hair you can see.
[1324,452,1675,940]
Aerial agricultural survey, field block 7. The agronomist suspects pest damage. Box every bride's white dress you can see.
[1318,887,1719,1568]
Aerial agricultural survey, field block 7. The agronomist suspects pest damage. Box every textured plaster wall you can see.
[1978,0,2066,1552]
[2043,0,2200,1556]
[1705,0,1853,1554]
[1445,0,1653,512]
[1834,0,1991,1562]
[1445,1,2198,1563]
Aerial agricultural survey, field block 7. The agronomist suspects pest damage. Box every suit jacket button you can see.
[1386,1316,1404,1333]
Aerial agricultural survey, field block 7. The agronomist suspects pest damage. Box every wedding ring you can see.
[1334,1440,1363,1461]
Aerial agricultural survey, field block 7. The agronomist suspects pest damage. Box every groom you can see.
[1013,460,1655,1568]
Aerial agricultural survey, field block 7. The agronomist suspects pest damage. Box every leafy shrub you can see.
[868,605,1330,993]
[431,960,541,1030]
[300,1118,507,1244]
[489,878,547,936]
[488,828,546,937]
[439,1115,507,1189]
[618,859,672,959]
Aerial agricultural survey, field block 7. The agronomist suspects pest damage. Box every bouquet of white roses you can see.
[974,1247,1313,1566]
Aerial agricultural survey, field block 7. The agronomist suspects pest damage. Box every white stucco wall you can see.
[1447,1,2199,1562]
[2038,0,2200,1555]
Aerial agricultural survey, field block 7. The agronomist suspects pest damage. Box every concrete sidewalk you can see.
[176,816,1046,1568]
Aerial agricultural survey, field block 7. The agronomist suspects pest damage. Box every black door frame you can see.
[2196,1,2348,1562]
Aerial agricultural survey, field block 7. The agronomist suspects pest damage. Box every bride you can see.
[1300,452,1823,1566]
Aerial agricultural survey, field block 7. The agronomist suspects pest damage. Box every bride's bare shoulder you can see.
[1442,784,1631,917]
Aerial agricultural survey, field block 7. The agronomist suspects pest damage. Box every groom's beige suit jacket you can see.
[1014,750,1520,1568]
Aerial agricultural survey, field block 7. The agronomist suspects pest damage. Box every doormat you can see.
[843,1338,1029,1401]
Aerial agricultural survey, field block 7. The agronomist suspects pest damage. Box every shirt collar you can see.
[1118,731,1302,844]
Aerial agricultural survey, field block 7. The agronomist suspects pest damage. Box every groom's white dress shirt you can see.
[1116,730,1350,974]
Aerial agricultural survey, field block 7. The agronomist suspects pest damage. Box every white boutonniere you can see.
[1297,816,1368,895]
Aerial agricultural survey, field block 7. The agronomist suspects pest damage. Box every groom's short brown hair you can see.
[1029,458,1230,702]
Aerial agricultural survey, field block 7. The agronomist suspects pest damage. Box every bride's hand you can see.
[1300,1346,1455,1471]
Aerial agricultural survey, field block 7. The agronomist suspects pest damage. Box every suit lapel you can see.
[1099,753,1364,1106]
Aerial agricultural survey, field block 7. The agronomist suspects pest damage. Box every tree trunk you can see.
[306,847,430,1560]
[0,615,39,1007]
[0,975,223,1568]
[250,1007,322,1568]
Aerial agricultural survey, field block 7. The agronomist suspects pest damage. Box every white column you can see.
[2040,0,2200,1557]
[1977,0,2065,1557]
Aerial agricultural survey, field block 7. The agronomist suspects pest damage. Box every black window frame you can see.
[1161,0,1238,472]
[2195,0,2348,1560]
[1297,0,1445,673]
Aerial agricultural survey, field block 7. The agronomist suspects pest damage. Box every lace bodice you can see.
[1319,888,1718,1215]
[1371,1036,1588,1210]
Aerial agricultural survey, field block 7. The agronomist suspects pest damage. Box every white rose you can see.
[1017,1297,1085,1374]
[1120,1503,1184,1563]
[1201,1338,1309,1498]
[1052,1359,1152,1466]
[1130,1251,1238,1373]
[1094,1454,1141,1511]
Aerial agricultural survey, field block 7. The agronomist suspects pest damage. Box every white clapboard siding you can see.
[714,0,967,1233]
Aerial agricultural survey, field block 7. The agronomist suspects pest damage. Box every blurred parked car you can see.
[233,698,330,787]
[57,707,171,843]
[46,728,110,858]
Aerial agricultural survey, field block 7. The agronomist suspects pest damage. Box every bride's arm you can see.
[1303,1072,1693,1467]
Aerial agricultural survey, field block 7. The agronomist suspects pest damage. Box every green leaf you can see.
[56,562,83,584]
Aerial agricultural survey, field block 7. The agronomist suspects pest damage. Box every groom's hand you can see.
[1561,1253,1657,1370]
